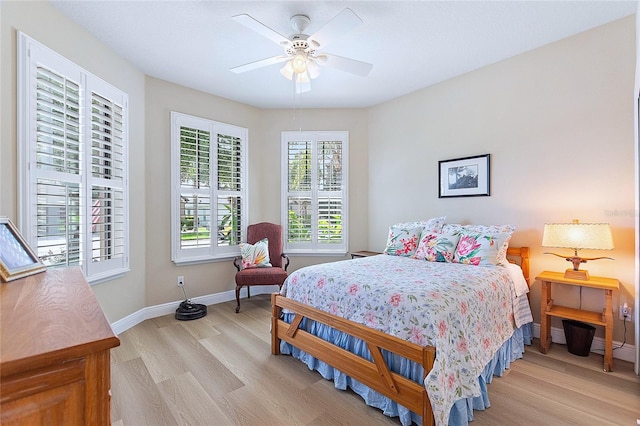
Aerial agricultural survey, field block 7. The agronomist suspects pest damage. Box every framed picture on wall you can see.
[0,217,46,282]
[438,154,491,198]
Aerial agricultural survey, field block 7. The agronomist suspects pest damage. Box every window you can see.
[281,131,348,254]
[18,32,129,284]
[170,112,247,264]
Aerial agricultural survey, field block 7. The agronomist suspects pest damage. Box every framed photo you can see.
[438,154,490,198]
[0,218,46,282]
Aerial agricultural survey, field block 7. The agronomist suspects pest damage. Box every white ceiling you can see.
[50,1,637,109]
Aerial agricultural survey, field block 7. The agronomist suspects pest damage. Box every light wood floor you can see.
[111,294,640,425]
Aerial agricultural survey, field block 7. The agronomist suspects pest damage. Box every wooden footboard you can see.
[271,247,529,426]
[271,293,436,426]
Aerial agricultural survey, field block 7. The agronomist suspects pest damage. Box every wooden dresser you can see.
[1,267,120,424]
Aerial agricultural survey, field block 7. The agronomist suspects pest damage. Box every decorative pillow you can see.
[395,216,446,233]
[453,231,510,266]
[412,230,461,262]
[240,238,272,269]
[383,225,423,257]
[443,223,515,265]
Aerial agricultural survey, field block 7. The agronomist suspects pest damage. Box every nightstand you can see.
[536,270,619,372]
[350,250,381,259]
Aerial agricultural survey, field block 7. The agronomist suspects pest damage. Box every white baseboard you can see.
[110,285,279,335]
[531,322,636,364]
[112,292,635,364]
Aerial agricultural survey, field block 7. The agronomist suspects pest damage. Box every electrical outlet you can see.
[619,304,632,322]
[177,276,184,287]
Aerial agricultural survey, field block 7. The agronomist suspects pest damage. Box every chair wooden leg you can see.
[247,286,251,299]
[235,285,242,313]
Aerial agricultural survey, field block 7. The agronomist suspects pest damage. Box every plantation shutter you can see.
[179,126,212,250]
[88,92,126,273]
[34,65,83,267]
[170,112,248,264]
[282,131,348,254]
[216,132,243,247]
[20,32,129,283]
[287,140,312,243]
[317,140,343,245]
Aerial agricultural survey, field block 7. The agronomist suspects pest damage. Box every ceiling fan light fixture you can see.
[291,52,308,74]
[280,61,294,80]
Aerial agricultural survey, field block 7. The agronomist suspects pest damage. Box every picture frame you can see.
[438,154,491,198]
[0,217,46,282]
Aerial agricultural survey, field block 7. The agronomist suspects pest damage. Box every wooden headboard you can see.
[506,247,530,286]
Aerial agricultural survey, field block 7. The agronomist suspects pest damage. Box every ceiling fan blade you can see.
[233,14,290,46]
[230,55,290,73]
[320,53,373,77]
[308,8,362,49]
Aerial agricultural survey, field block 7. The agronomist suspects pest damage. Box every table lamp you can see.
[542,219,614,280]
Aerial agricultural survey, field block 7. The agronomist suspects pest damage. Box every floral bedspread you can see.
[280,254,528,426]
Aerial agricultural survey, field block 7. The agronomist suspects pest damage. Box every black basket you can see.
[562,319,595,357]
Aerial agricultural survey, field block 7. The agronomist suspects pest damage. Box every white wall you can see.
[368,16,636,345]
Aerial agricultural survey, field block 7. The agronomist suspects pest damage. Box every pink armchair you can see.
[233,222,290,313]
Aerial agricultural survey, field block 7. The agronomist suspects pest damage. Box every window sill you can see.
[283,249,347,256]
[88,268,130,286]
[172,255,238,266]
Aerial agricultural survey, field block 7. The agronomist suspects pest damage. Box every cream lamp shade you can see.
[542,222,614,251]
[542,220,614,280]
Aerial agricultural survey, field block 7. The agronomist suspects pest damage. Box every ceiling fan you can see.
[230,8,373,93]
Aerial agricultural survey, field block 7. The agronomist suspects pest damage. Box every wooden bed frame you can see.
[271,247,530,426]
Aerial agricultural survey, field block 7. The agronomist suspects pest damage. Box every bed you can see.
[270,222,532,426]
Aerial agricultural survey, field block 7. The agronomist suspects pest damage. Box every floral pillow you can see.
[383,225,423,257]
[453,231,510,266]
[443,223,514,265]
[412,230,461,262]
[239,238,272,269]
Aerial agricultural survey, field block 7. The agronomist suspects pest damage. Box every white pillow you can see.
[394,216,446,233]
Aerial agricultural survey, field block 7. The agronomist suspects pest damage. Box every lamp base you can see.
[564,268,589,280]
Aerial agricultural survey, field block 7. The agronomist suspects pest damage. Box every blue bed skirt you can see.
[280,313,533,426]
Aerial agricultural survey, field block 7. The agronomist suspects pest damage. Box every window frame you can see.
[281,130,349,255]
[17,32,130,284]
[170,112,248,265]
